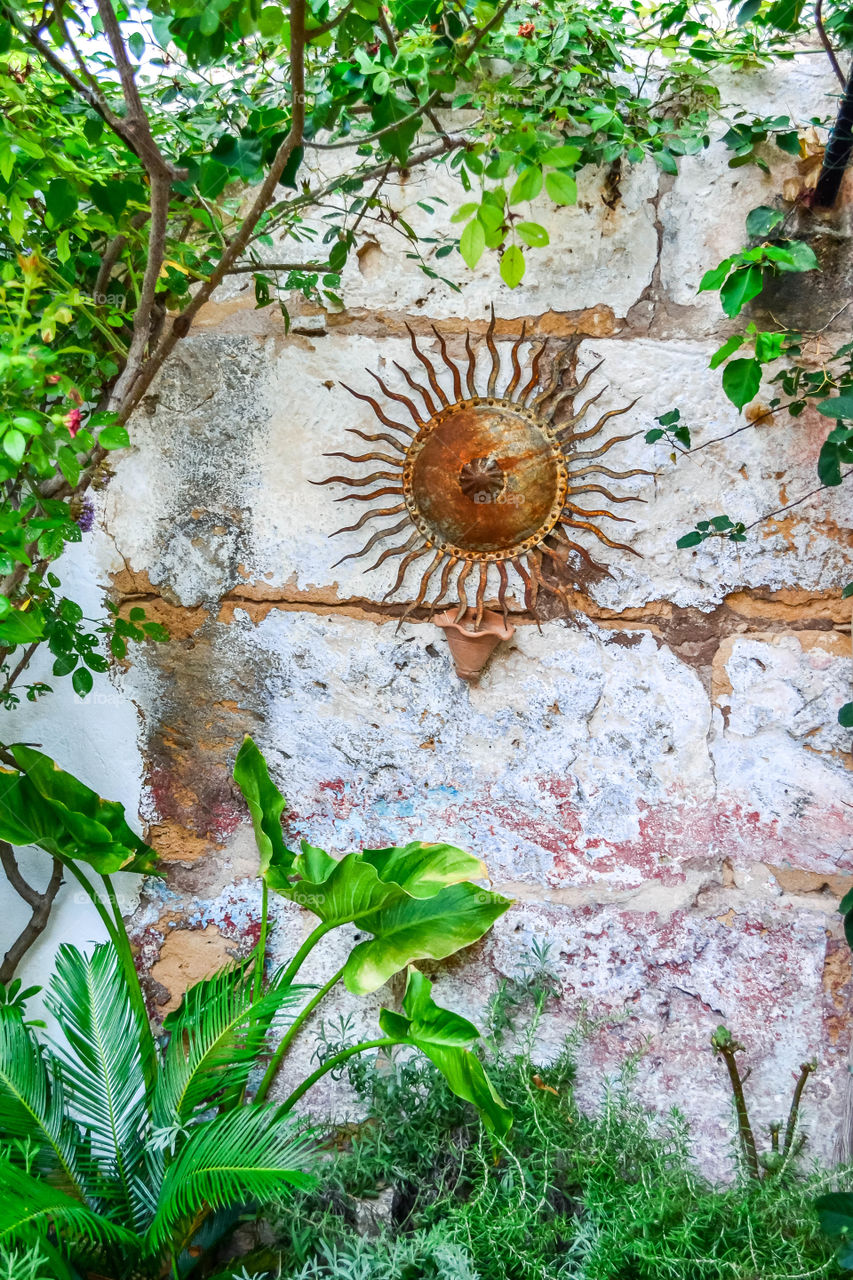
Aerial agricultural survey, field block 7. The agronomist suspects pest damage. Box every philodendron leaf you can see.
[0,746,157,874]
[379,968,512,1135]
[266,839,510,993]
[343,879,510,995]
[233,736,294,876]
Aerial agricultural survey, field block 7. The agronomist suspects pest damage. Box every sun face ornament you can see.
[318,310,648,631]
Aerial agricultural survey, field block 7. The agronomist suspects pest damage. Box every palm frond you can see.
[0,1158,139,1255]
[154,963,305,1129]
[0,1010,84,1197]
[46,944,148,1230]
[146,1106,316,1252]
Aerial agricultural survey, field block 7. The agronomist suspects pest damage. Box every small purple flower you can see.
[76,498,95,533]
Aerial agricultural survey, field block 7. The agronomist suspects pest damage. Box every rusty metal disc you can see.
[403,399,568,562]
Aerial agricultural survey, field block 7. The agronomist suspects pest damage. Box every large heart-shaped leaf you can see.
[232,736,294,877]
[266,839,509,994]
[379,968,511,1135]
[0,747,157,874]
[344,880,509,995]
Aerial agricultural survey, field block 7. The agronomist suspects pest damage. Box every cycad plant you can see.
[0,736,511,1277]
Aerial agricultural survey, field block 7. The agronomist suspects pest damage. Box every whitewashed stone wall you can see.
[4,50,853,1178]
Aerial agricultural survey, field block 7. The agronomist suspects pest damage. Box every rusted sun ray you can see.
[566,483,645,504]
[519,339,548,405]
[555,386,607,433]
[331,516,412,568]
[529,344,576,411]
[431,325,462,400]
[485,305,501,398]
[454,559,473,624]
[571,431,641,461]
[473,562,489,630]
[313,470,399,488]
[504,322,528,400]
[324,451,403,467]
[547,359,604,415]
[512,555,537,613]
[383,543,432,601]
[552,527,613,576]
[464,331,477,396]
[346,427,408,455]
[367,529,422,574]
[330,504,406,536]
[333,486,405,503]
[497,561,510,626]
[392,360,437,418]
[562,399,640,444]
[528,550,551,604]
[562,518,640,556]
[341,384,416,437]
[563,503,635,524]
[569,464,655,481]
[367,369,424,427]
[431,555,459,619]
[398,550,445,627]
[405,323,449,407]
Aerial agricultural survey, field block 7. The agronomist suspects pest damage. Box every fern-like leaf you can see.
[0,1010,83,1196]
[154,964,304,1131]
[0,1159,139,1254]
[146,1106,316,1253]
[46,944,148,1230]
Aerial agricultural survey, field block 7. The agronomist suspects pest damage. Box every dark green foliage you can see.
[268,956,849,1280]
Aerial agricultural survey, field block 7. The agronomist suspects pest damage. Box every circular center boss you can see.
[402,400,568,561]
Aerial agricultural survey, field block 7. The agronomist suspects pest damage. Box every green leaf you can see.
[745,205,784,237]
[540,144,581,168]
[2,430,25,464]
[509,165,542,204]
[233,736,293,877]
[544,170,577,205]
[781,239,819,272]
[1,745,157,874]
[698,259,733,293]
[0,1012,83,1191]
[817,394,853,420]
[0,1158,135,1252]
[500,245,525,289]
[0,609,44,647]
[258,5,284,34]
[44,178,78,225]
[72,667,93,697]
[839,702,853,729]
[722,357,762,409]
[720,265,763,317]
[765,0,805,29]
[46,944,147,1223]
[156,964,303,1125]
[98,425,130,450]
[709,335,744,369]
[147,1106,315,1251]
[515,221,550,248]
[379,968,512,1135]
[460,218,485,270]
[819,440,843,487]
[343,880,510,995]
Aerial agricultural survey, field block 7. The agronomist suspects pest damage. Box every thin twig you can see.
[747,467,853,529]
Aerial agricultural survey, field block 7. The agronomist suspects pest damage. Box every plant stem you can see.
[782,1060,816,1157]
[101,874,158,1091]
[253,880,269,1003]
[281,920,335,986]
[714,1032,760,1180]
[254,964,345,1105]
[276,1037,395,1115]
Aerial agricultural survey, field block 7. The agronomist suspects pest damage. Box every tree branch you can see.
[815,0,847,89]
[0,843,64,983]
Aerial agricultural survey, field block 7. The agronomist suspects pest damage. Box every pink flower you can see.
[65,408,82,437]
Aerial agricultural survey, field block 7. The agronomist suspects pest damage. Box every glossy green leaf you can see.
[379,968,512,1135]
[721,357,761,409]
[233,735,293,877]
[460,218,485,269]
[500,245,525,288]
[817,394,853,420]
[545,170,577,205]
[720,265,763,317]
[516,221,550,248]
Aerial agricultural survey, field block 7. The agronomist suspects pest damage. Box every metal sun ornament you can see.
[319,309,647,628]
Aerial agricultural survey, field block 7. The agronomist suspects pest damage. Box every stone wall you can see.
[4,50,853,1179]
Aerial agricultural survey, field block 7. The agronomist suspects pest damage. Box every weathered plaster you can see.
[2,46,851,1176]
